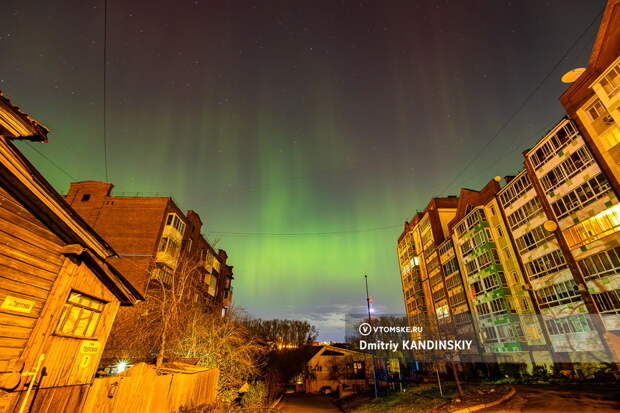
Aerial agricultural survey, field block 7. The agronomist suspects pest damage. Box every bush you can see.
[241,382,268,408]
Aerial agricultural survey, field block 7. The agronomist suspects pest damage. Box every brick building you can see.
[64,181,233,315]
[397,197,481,360]
[560,0,620,195]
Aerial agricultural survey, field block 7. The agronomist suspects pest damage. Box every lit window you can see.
[56,292,104,337]
[587,99,606,121]
[165,213,186,235]
[600,62,620,99]
[158,237,180,256]
[563,204,620,249]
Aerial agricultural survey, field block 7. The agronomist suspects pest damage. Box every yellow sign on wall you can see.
[1,296,35,313]
[80,355,92,369]
[80,340,101,354]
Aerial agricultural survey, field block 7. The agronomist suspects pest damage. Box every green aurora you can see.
[2,0,606,340]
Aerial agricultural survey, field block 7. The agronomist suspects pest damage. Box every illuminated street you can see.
[483,385,620,413]
[281,394,342,413]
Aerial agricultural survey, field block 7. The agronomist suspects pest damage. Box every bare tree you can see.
[103,252,208,367]
[179,309,266,401]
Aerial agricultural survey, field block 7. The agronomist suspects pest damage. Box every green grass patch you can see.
[343,383,457,413]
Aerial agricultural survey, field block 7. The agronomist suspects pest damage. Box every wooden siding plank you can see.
[0,203,61,244]
[0,312,37,328]
[0,221,63,254]
[0,246,61,273]
[0,262,57,282]
[0,336,27,348]
[0,323,31,339]
[0,266,54,290]
[0,230,64,265]
[0,276,50,299]
[0,346,21,360]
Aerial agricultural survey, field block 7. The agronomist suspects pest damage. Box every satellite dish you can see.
[561,68,586,84]
[543,220,558,232]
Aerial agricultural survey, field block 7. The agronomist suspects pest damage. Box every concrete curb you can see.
[450,387,516,413]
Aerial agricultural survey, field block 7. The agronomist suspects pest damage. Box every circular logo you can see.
[359,322,372,336]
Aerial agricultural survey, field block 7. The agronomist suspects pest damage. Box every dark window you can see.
[81,194,91,202]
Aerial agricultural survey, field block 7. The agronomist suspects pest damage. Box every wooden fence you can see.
[81,363,219,413]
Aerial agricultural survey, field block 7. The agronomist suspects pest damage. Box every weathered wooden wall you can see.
[0,188,63,373]
[81,363,219,413]
[0,187,123,412]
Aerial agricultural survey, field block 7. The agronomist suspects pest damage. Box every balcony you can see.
[151,266,174,287]
[223,287,233,305]
[201,257,213,272]
[609,140,620,165]
[563,203,620,249]
[212,258,221,275]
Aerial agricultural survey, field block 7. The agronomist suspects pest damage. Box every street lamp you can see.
[365,275,379,398]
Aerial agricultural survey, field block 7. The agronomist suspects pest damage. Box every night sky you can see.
[1,0,606,340]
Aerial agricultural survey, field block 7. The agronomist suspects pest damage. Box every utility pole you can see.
[365,275,379,398]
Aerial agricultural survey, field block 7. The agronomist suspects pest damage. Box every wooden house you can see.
[0,91,142,412]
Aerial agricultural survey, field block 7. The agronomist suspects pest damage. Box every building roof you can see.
[306,345,368,365]
[0,91,49,142]
[448,180,500,232]
[0,96,142,304]
[397,196,459,242]
[559,0,620,113]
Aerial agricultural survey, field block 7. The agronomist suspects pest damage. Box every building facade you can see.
[450,181,548,366]
[560,0,620,195]
[397,197,481,362]
[398,0,620,368]
[64,181,233,314]
[0,92,142,412]
[519,119,618,361]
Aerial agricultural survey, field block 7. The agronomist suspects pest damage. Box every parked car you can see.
[319,386,333,395]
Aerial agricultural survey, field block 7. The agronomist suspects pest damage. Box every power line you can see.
[23,142,77,181]
[207,7,603,238]
[13,5,604,239]
[437,6,604,197]
[207,224,403,237]
[103,0,110,182]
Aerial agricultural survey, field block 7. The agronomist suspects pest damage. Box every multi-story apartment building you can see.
[398,224,423,330]
[450,180,548,366]
[64,181,233,314]
[522,118,619,361]
[560,0,620,195]
[397,197,481,358]
[437,237,476,346]
[497,166,602,362]
[397,0,620,369]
